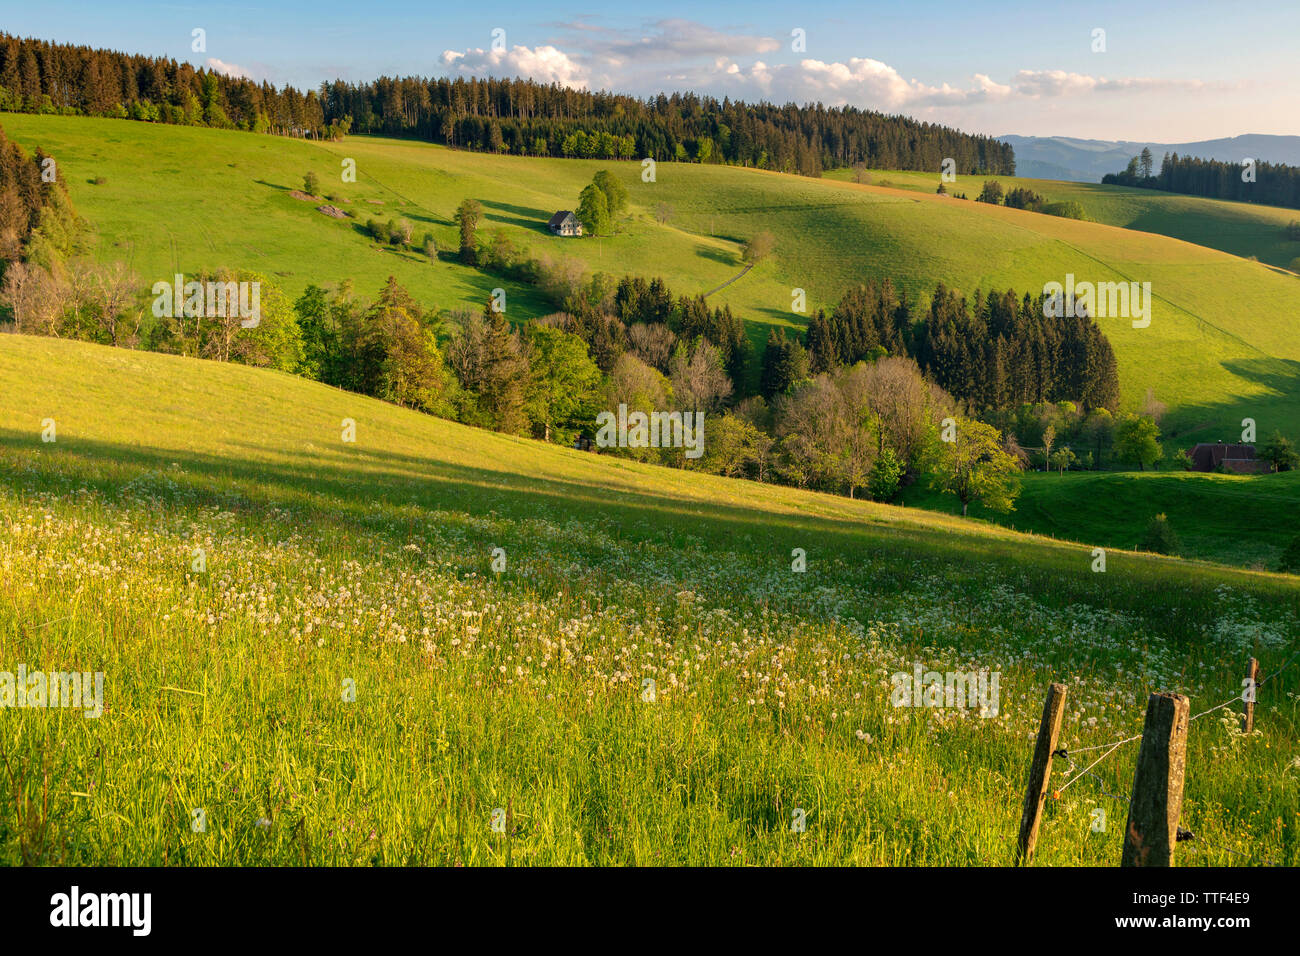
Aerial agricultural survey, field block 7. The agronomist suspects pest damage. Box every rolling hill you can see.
[1,333,1297,865]
[826,166,1300,270]
[4,113,1300,447]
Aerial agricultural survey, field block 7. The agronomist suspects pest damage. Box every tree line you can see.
[1103,148,1300,211]
[0,32,1015,177]
[0,33,343,138]
[319,76,1015,176]
[0,120,66,261]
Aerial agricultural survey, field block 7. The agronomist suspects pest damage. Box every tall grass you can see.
[1,336,1296,865]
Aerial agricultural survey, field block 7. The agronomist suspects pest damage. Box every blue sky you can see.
[7,0,1298,141]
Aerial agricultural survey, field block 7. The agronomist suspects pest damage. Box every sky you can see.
[6,0,1298,142]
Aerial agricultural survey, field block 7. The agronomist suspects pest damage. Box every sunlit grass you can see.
[1,336,1296,865]
[5,114,1300,443]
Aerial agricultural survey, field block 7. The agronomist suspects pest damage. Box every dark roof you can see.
[1188,443,1257,471]
[547,210,575,228]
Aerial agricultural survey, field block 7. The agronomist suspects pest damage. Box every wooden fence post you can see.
[1016,682,1067,863]
[1121,692,1189,867]
[1242,658,1259,734]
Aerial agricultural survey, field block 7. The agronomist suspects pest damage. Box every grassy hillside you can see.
[5,114,1300,447]
[899,469,1300,570]
[1,334,1297,865]
[827,166,1300,271]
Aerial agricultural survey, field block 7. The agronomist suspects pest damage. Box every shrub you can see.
[1138,513,1182,555]
[303,171,320,196]
[1042,201,1087,220]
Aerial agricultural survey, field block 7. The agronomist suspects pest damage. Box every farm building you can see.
[547,210,582,237]
[1186,442,1270,474]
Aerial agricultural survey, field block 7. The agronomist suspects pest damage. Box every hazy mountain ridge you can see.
[1000,133,1300,182]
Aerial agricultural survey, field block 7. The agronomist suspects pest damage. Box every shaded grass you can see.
[0,335,1297,866]
[900,469,1300,571]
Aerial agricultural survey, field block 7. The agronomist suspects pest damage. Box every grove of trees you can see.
[1103,151,1300,211]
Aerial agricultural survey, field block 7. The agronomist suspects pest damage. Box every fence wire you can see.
[1039,647,1298,866]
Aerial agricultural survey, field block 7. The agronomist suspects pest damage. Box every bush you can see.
[867,447,905,502]
[1279,536,1300,574]
[1004,187,1043,211]
[977,180,1004,204]
[1138,513,1182,555]
[1042,201,1087,220]
[303,171,320,196]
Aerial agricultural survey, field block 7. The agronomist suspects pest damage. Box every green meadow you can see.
[826,166,1300,272]
[1,335,1297,865]
[900,469,1300,571]
[5,114,1300,446]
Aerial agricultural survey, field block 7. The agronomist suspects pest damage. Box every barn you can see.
[1186,442,1270,474]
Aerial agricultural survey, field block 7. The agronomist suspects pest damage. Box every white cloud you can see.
[441,45,588,89]
[435,21,1213,118]
[205,57,256,81]
[1012,70,1212,97]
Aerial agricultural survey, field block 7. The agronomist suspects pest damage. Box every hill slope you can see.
[900,469,1300,570]
[5,114,1300,447]
[827,166,1300,270]
[2,334,1298,865]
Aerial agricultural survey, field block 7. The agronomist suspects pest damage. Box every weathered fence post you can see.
[1016,682,1068,863]
[1242,658,1259,734]
[1121,692,1189,867]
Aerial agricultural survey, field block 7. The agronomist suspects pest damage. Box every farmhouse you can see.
[1186,441,1270,474]
[547,210,582,237]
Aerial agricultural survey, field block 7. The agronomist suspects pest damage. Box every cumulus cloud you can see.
[441,45,588,89]
[436,20,1212,114]
[205,57,256,80]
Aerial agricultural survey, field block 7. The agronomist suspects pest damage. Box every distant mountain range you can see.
[999,134,1300,183]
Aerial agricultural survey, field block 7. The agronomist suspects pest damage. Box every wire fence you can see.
[1038,646,1299,867]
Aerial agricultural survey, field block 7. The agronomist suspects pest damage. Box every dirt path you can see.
[702,262,754,298]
